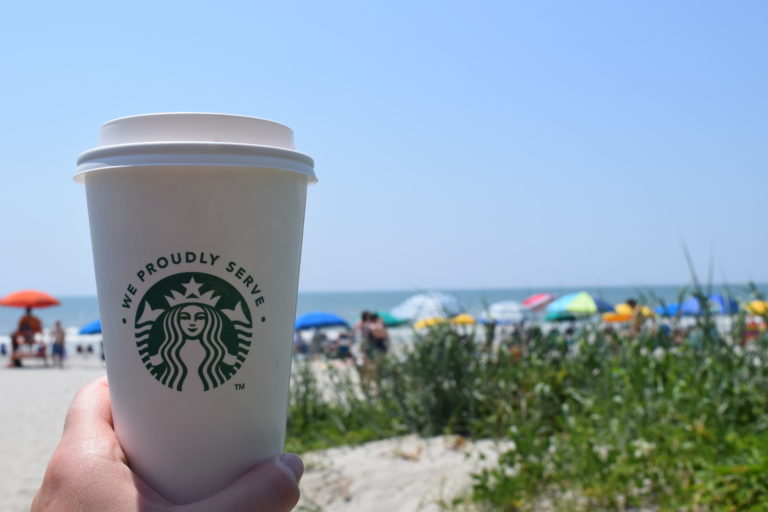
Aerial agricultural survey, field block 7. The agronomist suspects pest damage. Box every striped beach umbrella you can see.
[522,293,557,311]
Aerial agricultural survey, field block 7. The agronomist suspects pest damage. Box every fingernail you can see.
[278,453,304,481]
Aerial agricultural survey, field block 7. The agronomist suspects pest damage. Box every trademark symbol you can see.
[235,383,246,391]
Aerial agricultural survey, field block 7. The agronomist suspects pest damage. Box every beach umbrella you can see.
[614,303,655,317]
[546,292,614,317]
[479,301,526,324]
[450,313,476,325]
[603,302,656,323]
[376,311,408,327]
[295,312,350,330]
[522,293,557,311]
[603,303,655,323]
[0,289,60,309]
[414,317,447,329]
[602,312,633,323]
[545,311,577,322]
[391,292,464,321]
[680,294,738,316]
[656,303,680,317]
[79,319,102,335]
[746,301,768,315]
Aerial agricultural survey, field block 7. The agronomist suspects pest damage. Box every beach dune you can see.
[1,361,502,512]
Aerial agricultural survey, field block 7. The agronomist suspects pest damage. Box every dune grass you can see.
[285,285,768,510]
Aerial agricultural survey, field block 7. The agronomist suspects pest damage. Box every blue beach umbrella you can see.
[680,294,739,316]
[295,312,350,330]
[656,303,680,317]
[79,319,102,335]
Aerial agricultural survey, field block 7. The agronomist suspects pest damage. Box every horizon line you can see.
[46,280,768,298]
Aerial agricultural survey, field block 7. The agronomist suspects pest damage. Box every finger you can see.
[61,376,127,463]
[63,376,112,435]
[187,454,304,512]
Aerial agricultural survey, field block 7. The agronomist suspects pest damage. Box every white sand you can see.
[0,358,507,512]
[0,362,106,512]
[298,435,510,512]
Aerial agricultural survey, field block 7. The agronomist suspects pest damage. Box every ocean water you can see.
[1,283,765,335]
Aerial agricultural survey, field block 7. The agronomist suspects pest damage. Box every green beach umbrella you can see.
[376,311,408,327]
[546,292,614,317]
[545,310,577,322]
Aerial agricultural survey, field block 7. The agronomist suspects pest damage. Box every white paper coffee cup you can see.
[76,113,316,503]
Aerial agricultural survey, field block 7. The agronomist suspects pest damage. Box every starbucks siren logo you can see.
[135,272,252,391]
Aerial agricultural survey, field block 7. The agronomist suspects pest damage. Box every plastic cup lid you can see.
[75,113,316,183]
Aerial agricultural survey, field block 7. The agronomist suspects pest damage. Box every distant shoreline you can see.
[51,281,768,296]
[1,283,765,335]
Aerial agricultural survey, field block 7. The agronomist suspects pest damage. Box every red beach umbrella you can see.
[522,293,557,311]
[0,290,60,309]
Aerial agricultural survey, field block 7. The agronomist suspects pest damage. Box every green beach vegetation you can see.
[285,286,768,510]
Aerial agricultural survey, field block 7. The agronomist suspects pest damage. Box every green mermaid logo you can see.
[135,272,252,391]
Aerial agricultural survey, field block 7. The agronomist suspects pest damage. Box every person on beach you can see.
[51,321,66,368]
[31,377,303,511]
[309,328,327,358]
[367,313,389,357]
[336,330,353,359]
[360,313,389,367]
[18,307,43,345]
[294,330,308,356]
[8,308,46,367]
[355,311,386,380]
[626,298,647,335]
[8,331,24,367]
[17,307,48,365]
[354,310,372,345]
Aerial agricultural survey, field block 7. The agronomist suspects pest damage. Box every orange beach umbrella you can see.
[602,303,655,323]
[614,303,655,317]
[0,290,60,309]
[602,313,634,323]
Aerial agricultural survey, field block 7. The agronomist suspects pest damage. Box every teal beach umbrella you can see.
[546,292,614,317]
[376,311,408,327]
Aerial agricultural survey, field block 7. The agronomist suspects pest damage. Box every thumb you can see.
[186,454,304,512]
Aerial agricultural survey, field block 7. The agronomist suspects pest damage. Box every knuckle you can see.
[265,465,301,509]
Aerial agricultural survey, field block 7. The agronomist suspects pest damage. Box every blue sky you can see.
[0,1,765,294]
